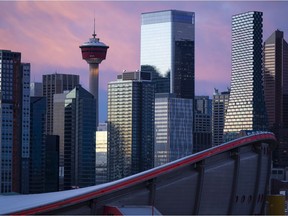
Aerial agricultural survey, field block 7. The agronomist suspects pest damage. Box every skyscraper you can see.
[224,11,267,140]
[108,71,154,181]
[193,96,212,153]
[42,73,79,135]
[0,50,30,194]
[141,10,195,99]
[212,89,230,146]
[264,30,288,167]
[64,85,96,189]
[154,93,193,167]
[80,21,109,126]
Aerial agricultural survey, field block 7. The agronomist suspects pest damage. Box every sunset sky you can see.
[1,1,287,122]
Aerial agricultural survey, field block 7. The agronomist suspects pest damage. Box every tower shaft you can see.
[89,63,99,126]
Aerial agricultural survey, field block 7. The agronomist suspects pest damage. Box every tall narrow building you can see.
[224,11,267,141]
[141,10,195,99]
[0,50,30,194]
[108,71,155,181]
[264,30,288,167]
[64,85,96,189]
[212,89,230,146]
[42,73,79,135]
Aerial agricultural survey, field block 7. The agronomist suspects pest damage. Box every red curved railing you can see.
[6,132,276,215]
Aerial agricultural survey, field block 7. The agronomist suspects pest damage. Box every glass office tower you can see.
[154,93,193,167]
[141,10,195,99]
[64,85,96,189]
[224,11,267,141]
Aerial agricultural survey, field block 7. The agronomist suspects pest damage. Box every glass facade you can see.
[64,85,96,189]
[154,93,193,167]
[224,11,267,141]
[108,71,154,181]
[141,10,195,99]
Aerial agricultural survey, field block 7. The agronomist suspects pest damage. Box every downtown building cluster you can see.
[0,10,288,194]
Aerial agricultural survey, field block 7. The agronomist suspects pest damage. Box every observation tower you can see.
[80,20,109,125]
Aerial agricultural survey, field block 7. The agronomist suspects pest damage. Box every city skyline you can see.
[1,1,287,121]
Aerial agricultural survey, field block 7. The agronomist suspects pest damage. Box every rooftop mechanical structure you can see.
[80,20,109,125]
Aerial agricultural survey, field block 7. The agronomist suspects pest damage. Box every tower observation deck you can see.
[80,20,109,126]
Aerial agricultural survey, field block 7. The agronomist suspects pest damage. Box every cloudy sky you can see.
[1,1,287,122]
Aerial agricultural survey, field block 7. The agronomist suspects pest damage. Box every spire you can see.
[92,17,96,38]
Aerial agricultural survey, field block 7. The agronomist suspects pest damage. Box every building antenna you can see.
[92,11,96,38]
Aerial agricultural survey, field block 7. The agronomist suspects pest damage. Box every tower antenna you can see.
[92,11,96,38]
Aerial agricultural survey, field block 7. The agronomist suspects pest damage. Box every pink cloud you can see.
[1,1,287,98]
